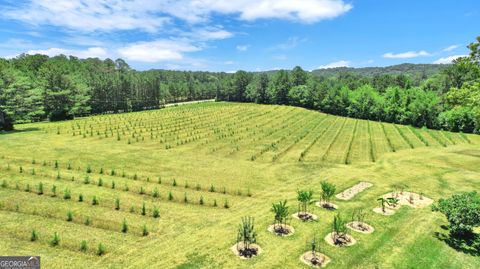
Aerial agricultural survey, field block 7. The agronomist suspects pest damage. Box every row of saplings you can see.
[232,182,374,267]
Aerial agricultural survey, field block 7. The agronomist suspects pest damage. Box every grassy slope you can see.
[0,102,479,269]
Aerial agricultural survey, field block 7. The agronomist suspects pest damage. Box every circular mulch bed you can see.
[346,221,374,234]
[300,251,331,268]
[373,207,395,216]
[292,212,318,222]
[315,201,338,210]
[324,232,356,247]
[267,224,295,237]
[231,242,262,259]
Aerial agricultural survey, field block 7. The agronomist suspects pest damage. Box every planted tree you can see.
[115,198,120,210]
[80,240,88,252]
[152,206,160,218]
[63,188,71,200]
[377,197,387,213]
[50,232,60,246]
[30,229,38,241]
[387,197,400,208]
[350,209,369,231]
[331,213,351,245]
[97,243,106,256]
[142,224,149,236]
[305,235,325,266]
[320,181,336,209]
[66,211,73,221]
[51,185,57,197]
[271,200,290,235]
[297,190,314,220]
[235,217,259,258]
[141,202,146,216]
[121,219,128,233]
[92,196,99,205]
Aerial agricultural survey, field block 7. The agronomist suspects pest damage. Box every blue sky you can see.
[0,0,478,71]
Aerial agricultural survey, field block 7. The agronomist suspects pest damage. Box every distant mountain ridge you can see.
[310,63,449,77]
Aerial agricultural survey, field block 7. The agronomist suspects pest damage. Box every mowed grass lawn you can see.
[0,102,479,269]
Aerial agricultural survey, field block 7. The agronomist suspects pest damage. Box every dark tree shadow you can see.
[434,230,480,256]
[0,127,40,135]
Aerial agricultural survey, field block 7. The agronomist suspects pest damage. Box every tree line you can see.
[1,36,479,133]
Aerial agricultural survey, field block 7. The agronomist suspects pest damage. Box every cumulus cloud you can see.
[117,40,201,62]
[317,60,350,69]
[25,47,108,58]
[433,55,467,64]
[382,50,431,59]
[4,0,352,33]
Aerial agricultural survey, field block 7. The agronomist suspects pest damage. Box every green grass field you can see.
[0,102,479,268]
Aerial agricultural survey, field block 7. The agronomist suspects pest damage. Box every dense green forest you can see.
[1,37,479,133]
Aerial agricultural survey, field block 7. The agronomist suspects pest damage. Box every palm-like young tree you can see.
[331,213,349,245]
[377,197,387,212]
[271,200,289,233]
[297,190,314,215]
[236,217,258,258]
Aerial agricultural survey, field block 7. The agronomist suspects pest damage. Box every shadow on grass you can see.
[434,231,480,256]
[0,127,40,135]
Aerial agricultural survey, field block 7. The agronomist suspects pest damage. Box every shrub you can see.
[97,243,106,256]
[224,200,230,209]
[199,196,204,205]
[80,240,87,252]
[115,198,120,210]
[168,191,173,201]
[30,229,38,241]
[78,193,84,202]
[121,219,128,233]
[50,232,60,246]
[111,181,115,189]
[63,189,71,200]
[86,165,92,174]
[97,178,103,186]
[66,211,73,221]
[432,192,480,237]
[83,175,90,184]
[172,179,177,186]
[92,196,99,205]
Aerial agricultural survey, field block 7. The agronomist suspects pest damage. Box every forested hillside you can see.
[1,37,479,133]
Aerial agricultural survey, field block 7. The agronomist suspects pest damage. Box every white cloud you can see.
[443,44,461,52]
[184,27,233,41]
[236,45,250,51]
[274,36,307,50]
[317,60,350,69]
[4,0,170,33]
[433,55,467,64]
[382,50,431,59]
[5,0,352,33]
[273,55,288,61]
[117,40,200,62]
[25,47,108,58]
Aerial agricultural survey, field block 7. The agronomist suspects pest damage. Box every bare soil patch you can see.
[267,224,295,237]
[324,232,356,247]
[336,182,373,200]
[292,212,318,222]
[300,251,331,268]
[231,242,262,259]
[315,201,338,210]
[346,221,374,234]
[382,191,433,208]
